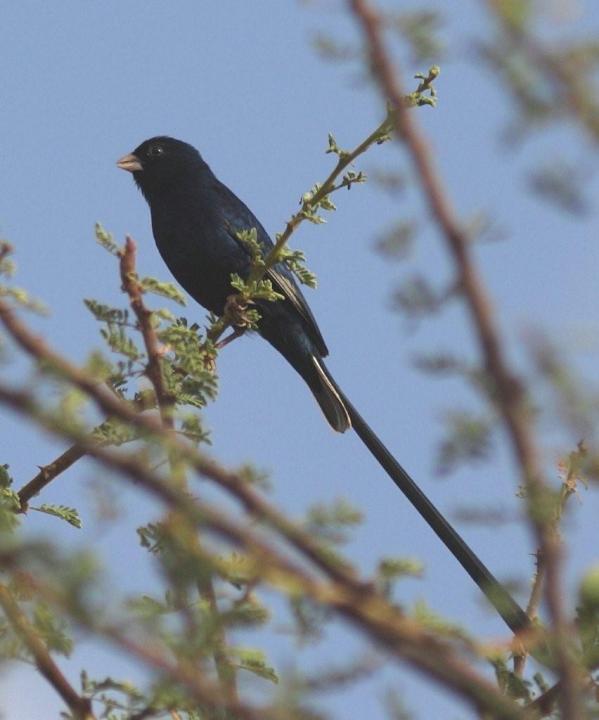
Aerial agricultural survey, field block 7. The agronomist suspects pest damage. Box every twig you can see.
[0,297,366,592]
[515,452,580,676]
[208,112,396,342]
[0,583,96,720]
[119,236,174,429]
[17,443,86,510]
[348,0,582,715]
[98,626,269,720]
[16,395,151,511]
[513,549,545,677]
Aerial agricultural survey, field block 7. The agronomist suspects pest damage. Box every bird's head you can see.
[117,136,205,196]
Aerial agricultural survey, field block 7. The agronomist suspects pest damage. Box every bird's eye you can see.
[147,144,164,158]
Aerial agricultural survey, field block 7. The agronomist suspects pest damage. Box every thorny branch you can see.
[119,236,175,429]
[0,295,367,591]
[17,443,86,510]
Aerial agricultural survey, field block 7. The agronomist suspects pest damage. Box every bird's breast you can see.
[150,204,248,316]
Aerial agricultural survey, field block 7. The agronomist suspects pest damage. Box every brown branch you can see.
[119,236,174,429]
[96,626,272,720]
[3,566,278,720]
[527,680,562,718]
[15,391,153,512]
[348,1,583,716]
[0,297,366,594]
[17,443,85,510]
[118,236,238,708]
[0,381,529,720]
[0,583,96,720]
[9,236,179,517]
[513,549,545,677]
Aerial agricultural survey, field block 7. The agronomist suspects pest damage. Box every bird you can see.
[117,136,529,634]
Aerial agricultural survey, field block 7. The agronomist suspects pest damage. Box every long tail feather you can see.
[313,359,530,634]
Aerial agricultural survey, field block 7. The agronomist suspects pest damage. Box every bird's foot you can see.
[216,326,245,350]
[223,294,255,328]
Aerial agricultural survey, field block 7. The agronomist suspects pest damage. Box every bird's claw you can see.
[223,294,254,329]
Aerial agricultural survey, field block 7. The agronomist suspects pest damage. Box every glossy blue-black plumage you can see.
[120,136,350,431]
[117,136,534,633]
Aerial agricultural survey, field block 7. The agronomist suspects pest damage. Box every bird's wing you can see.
[214,181,328,357]
[265,266,328,356]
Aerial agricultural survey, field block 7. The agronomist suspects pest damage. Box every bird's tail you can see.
[309,356,351,433]
[337,390,531,635]
[298,354,530,634]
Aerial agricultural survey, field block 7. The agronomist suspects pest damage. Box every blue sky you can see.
[1,2,599,718]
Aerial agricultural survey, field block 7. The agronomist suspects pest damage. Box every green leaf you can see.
[229,274,284,303]
[304,498,363,547]
[127,594,170,619]
[340,169,366,190]
[139,276,187,306]
[92,417,139,447]
[437,411,493,475]
[228,599,270,627]
[237,463,271,489]
[0,464,13,489]
[306,498,363,530]
[84,299,129,325]
[580,565,599,609]
[411,599,471,642]
[235,227,265,267]
[376,557,424,598]
[179,413,211,446]
[0,486,21,532]
[278,247,318,288]
[100,326,142,360]
[0,286,47,314]
[34,504,82,529]
[233,647,278,684]
[95,223,120,255]
[325,132,349,158]
[0,244,16,278]
[377,557,424,580]
[491,656,532,701]
[33,604,73,656]
[218,552,259,587]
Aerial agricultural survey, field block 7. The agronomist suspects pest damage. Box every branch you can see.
[16,395,152,511]
[0,380,529,720]
[348,0,582,714]
[118,236,238,708]
[208,92,437,342]
[0,297,366,592]
[513,549,545,677]
[0,583,96,720]
[17,443,85,510]
[119,236,174,429]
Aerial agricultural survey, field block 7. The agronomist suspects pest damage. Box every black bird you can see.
[119,137,349,433]
[117,136,529,634]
